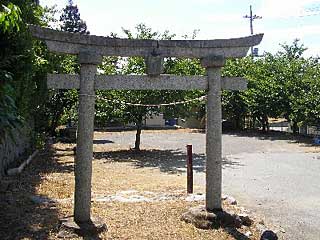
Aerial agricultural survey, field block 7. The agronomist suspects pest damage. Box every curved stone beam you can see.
[29,25,263,58]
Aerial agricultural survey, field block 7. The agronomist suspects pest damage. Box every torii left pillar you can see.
[201,55,225,211]
[74,51,101,223]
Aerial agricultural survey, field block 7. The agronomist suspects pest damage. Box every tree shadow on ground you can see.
[0,144,74,240]
[223,227,250,240]
[93,139,114,144]
[94,149,244,174]
[216,210,251,240]
[224,129,317,146]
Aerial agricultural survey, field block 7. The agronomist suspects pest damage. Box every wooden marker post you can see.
[187,144,193,194]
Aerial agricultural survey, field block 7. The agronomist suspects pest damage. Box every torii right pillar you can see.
[201,55,226,211]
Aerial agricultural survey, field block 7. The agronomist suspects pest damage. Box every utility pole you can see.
[244,5,262,55]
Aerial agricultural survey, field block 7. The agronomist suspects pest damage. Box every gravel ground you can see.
[0,138,263,240]
[1,129,317,239]
[94,129,320,240]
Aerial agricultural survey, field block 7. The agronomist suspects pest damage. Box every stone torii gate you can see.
[29,25,263,228]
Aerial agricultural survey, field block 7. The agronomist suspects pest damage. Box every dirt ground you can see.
[0,130,270,240]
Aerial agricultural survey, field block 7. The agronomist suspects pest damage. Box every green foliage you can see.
[0,4,20,138]
[163,58,205,120]
[222,39,320,132]
[97,24,205,149]
[279,39,307,60]
[0,0,67,144]
[60,0,89,34]
[42,0,88,135]
[0,2,26,143]
[0,3,22,33]
[222,58,251,129]
[40,53,79,135]
[0,75,23,143]
[97,25,320,138]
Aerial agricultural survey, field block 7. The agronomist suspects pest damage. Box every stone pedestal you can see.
[58,217,107,238]
[181,205,242,229]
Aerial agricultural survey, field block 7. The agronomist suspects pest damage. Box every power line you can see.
[243,5,262,56]
[96,95,207,107]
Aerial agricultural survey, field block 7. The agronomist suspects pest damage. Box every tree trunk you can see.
[261,117,266,132]
[235,114,241,130]
[134,123,142,151]
[261,116,269,132]
[49,110,63,136]
[252,117,257,129]
[266,117,269,132]
[292,121,299,135]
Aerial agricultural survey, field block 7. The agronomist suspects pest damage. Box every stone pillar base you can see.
[58,217,107,238]
[181,205,243,229]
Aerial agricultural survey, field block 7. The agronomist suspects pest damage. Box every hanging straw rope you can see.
[78,94,207,107]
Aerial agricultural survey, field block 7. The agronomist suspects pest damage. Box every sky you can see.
[40,0,320,57]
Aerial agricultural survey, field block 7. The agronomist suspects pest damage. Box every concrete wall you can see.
[0,126,32,179]
[306,126,320,136]
[271,122,319,137]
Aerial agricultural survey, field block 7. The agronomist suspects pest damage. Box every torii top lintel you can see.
[29,25,263,59]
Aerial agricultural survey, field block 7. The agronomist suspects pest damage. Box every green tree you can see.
[302,60,320,126]
[115,24,169,150]
[222,57,253,130]
[98,24,205,150]
[0,0,50,144]
[60,0,89,34]
[277,40,308,133]
[0,2,23,142]
[221,39,320,134]
[43,0,89,135]
[286,56,320,131]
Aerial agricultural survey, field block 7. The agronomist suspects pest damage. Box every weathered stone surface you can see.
[145,55,163,76]
[59,217,107,237]
[181,206,243,229]
[0,125,32,179]
[201,55,225,68]
[74,54,101,223]
[206,67,222,211]
[29,25,263,48]
[28,25,263,58]
[47,74,79,89]
[158,35,264,48]
[215,210,242,228]
[222,77,247,91]
[43,41,254,58]
[48,74,247,91]
[78,51,102,65]
[181,205,219,229]
[96,75,207,90]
